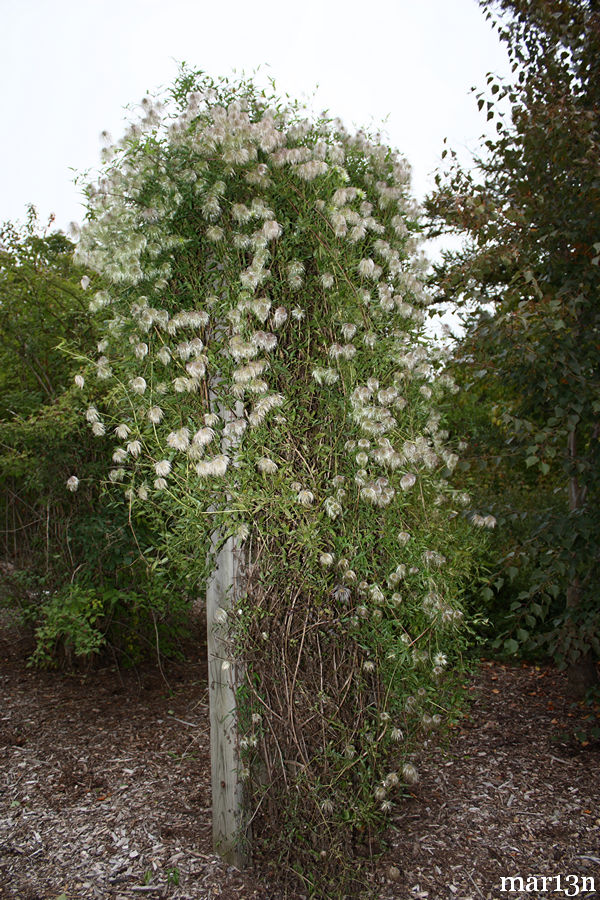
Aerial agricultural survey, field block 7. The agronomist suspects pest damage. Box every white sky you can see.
[1,0,510,235]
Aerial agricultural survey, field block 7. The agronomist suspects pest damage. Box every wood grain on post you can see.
[206,531,247,867]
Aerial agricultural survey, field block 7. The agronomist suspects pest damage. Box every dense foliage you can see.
[0,208,105,583]
[0,210,188,666]
[72,70,488,894]
[427,0,599,694]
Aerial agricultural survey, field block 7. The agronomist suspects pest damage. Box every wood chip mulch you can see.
[378,661,600,900]
[1,616,598,900]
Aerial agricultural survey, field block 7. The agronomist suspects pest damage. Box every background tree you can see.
[0,207,102,577]
[0,209,186,666]
[0,207,94,417]
[427,0,600,695]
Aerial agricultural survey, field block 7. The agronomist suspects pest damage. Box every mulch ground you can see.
[1,614,599,900]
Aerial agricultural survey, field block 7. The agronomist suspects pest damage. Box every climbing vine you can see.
[72,69,490,895]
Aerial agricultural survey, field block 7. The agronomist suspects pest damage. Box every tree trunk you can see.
[566,652,598,700]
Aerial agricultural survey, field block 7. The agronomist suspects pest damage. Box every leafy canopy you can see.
[427,0,600,681]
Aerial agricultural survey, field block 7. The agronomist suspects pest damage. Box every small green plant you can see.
[166,867,180,886]
[26,577,193,669]
[30,584,107,668]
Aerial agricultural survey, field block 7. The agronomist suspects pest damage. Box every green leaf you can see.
[504,638,519,655]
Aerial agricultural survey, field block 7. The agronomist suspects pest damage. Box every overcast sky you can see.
[1,0,510,235]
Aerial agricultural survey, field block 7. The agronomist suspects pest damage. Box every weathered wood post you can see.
[206,522,246,866]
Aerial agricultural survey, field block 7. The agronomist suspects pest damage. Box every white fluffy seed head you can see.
[192,427,214,448]
[401,763,419,785]
[196,454,229,477]
[129,376,147,395]
[154,459,171,477]
[115,424,130,440]
[147,406,164,424]
[257,457,278,474]
[127,440,141,458]
[167,428,190,451]
[400,473,416,491]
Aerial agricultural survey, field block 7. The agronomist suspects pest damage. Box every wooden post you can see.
[206,530,247,867]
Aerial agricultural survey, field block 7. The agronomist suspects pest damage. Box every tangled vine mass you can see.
[71,69,490,894]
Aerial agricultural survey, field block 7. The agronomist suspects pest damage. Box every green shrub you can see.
[0,210,194,667]
[30,584,107,668]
